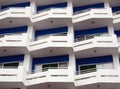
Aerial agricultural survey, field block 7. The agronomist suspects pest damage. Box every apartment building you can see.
[0,0,120,89]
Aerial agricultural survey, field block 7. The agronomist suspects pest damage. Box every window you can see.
[76,35,85,41]
[3,62,19,69]
[35,62,68,72]
[79,64,96,74]
[59,62,68,68]
[76,33,105,42]
[42,63,58,72]
[0,62,19,69]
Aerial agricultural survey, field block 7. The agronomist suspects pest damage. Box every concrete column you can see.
[68,24,74,46]
[69,51,76,73]
[27,25,35,42]
[104,0,110,8]
[67,0,73,16]
[23,52,32,72]
[112,53,120,69]
[108,25,115,35]
[30,1,37,15]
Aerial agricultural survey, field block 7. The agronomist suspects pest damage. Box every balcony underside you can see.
[0,82,25,89]
[0,47,28,57]
[74,35,118,58]
[33,18,71,30]
[72,0,104,7]
[76,83,120,89]
[27,82,74,89]
[75,47,118,58]
[73,18,112,30]
[1,0,28,6]
[30,47,72,58]
[75,69,120,89]
[113,14,120,30]
[0,18,31,29]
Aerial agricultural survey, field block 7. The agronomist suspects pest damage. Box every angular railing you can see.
[0,33,27,47]
[28,67,68,74]
[73,8,112,23]
[74,35,118,52]
[32,7,69,22]
[0,7,30,19]
[75,68,120,86]
[25,67,74,86]
[29,35,69,51]
[0,66,25,82]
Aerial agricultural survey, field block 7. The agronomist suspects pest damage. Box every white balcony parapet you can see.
[32,8,71,22]
[74,35,118,52]
[29,35,71,51]
[0,7,30,20]
[0,66,25,82]
[75,68,120,86]
[0,33,27,47]
[73,8,112,23]
[25,67,74,86]
[113,11,120,24]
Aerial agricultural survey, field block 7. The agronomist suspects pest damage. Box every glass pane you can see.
[59,62,68,68]
[86,35,94,40]
[3,62,19,69]
[80,65,96,74]
[0,63,3,68]
[76,36,85,41]
[42,63,58,72]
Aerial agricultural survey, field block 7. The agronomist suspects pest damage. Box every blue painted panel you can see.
[115,30,120,37]
[0,26,27,34]
[1,2,30,9]
[73,3,104,12]
[37,2,67,11]
[35,27,68,38]
[0,55,24,63]
[74,27,108,39]
[76,55,113,71]
[32,55,69,70]
[112,6,120,12]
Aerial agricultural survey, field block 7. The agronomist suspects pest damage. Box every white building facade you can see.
[0,0,120,89]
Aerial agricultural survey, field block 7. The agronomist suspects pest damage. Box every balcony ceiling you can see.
[1,0,120,7]
[27,82,74,89]
[75,47,118,58]
[0,0,29,5]
[30,0,66,6]
[72,0,104,7]
[0,47,28,57]
[30,47,72,58]
[76,83,119,89]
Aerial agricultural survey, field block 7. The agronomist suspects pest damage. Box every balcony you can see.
[116,36,120,53]
[0,66,26,89]
[29,35,72,57]
[25,67,74,89]
[75,68,120,89]
[73,8,112,30]
[113,11,120,30]
[74,35,118,58]
[32,8,71,29]
[0,33,28,56]
[0,7,31,28]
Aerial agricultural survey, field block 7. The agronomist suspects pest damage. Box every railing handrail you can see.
[113,11,120,15]
[74,7,105,15]
[37,7,67,14]
[76,68,115,75]
[36,32,67,41]
[0,7,27,12]
[75,33,111,42]
[28,67,68,74]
